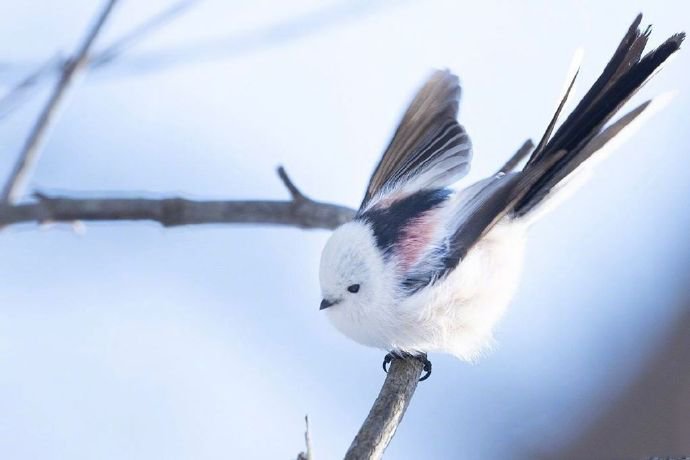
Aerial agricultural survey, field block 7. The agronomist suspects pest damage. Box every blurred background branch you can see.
[89,0,201,69]
[0,1,394,105]
[0,0,120,203]
[0,0,197,121]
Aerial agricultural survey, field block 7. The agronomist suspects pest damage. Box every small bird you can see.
[319,15,683,379]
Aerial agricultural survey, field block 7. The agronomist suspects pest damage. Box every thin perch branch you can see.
[1,0,120,203]
[344,357,424,460]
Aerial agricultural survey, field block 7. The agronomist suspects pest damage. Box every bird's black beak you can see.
[320,298,337,310]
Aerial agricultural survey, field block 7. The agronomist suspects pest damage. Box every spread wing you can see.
[360,15,682,295]
[360,70,472,211]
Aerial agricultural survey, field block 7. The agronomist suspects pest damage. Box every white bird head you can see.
[319,221,395,345]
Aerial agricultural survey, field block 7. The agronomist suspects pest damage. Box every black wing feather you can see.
[442,15,683,279]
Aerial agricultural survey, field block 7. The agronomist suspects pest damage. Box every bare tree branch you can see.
[0,1,200,119]
[1,0,120,203]
[344,357,424,460]
[0,168,355,230]
[90,0,201,68]
[0,194,354,230]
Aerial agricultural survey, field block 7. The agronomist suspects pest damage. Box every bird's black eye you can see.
[347,284,360,293]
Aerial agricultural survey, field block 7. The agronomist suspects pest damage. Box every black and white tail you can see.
[511,14,684,217]
[442,14,683,267]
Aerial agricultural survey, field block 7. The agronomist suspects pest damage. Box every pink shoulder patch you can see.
[395,209,443,272]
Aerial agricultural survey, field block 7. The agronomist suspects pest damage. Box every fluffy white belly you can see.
[328,220,526,360]
[393,220,527,360]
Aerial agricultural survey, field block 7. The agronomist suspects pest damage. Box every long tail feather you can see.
[531,48,583,158]
[514,15,684,217]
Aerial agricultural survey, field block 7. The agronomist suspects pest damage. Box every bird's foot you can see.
[382,352,432,382]
[382,352,395,373]
[418,355,432,381]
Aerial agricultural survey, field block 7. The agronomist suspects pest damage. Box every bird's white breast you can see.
[377,219,527,361]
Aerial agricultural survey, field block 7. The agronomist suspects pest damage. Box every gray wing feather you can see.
[361,70,472,209]
[442,174,522,270]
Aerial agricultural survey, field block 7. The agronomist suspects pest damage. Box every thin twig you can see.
[304,415,313,460]
[0,0,120,203]
[277,166,307,201]
[344,357,424,460]
[90,0,201,68]
[109,0,387,73]
[0,1,200,118]
[496,138,534,175]
[0,54,63,120]
[297,415,314,460]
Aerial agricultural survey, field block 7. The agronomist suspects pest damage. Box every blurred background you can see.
[0,1,688,458]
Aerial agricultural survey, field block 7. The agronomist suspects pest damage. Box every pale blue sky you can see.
[0,1,689,458]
